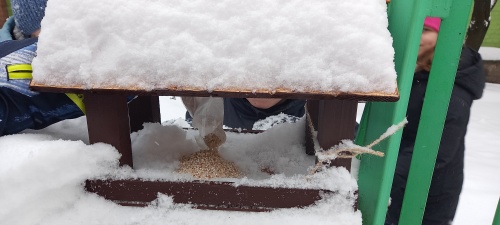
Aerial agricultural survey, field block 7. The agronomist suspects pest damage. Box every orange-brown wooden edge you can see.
[30,82,399,102]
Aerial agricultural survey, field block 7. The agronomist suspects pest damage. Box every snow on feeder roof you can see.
[31,0,396,95]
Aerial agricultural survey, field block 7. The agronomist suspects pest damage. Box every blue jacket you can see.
[0,38,84,136]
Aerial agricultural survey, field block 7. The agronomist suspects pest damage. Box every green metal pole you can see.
[493,198,500,225]
[398,0,473,224]
[355,0,431,224]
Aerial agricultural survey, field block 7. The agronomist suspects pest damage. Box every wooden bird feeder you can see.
[30,82,398,211]
[28,0,399,215]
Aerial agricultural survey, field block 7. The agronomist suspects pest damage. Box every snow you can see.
[1,83,499,224]
[479,47,500,60]
[0,106,360,224]
[30,0,397,94]
[453,83,500,225]
[2,0,498,223]
[353,84,500,225]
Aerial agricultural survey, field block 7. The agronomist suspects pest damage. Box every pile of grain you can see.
[177,133,242,179]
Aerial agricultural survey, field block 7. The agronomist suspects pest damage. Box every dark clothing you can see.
[223,98,306,130]
[0,37,84,136]
[386,47,486,225]
[186,98,306,130]
[0,87,83,135]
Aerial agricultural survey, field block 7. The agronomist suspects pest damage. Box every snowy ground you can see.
[463,47,500,225]
[132,81,500,224]
[158,83,500,225]
[3,1,495,223]
[479,47,500,60]
[0,49,498,224]
[121,78,500,225]
[453,83,500,225]
[2,83,497,225]
[0,84,500,225]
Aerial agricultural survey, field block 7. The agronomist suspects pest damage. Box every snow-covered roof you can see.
[31,0,396,95]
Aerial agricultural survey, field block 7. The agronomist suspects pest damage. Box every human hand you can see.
[0,17,15,42]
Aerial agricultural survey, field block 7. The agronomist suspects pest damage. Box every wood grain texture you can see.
[30,82,399,102]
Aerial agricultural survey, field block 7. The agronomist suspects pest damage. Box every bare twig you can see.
[309,118,408,175]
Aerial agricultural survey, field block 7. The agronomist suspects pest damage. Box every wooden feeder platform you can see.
[30,82,398,212]
[85,179,356,211]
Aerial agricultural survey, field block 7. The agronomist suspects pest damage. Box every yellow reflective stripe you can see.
[6,64,33,80]
[65,93,86,114]
[8,72,33,79]
[6,64,33,73]
[6,64,86,114]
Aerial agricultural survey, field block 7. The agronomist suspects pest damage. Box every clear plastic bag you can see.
[181,96,226,150]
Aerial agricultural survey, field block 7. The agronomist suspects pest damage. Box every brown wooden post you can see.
[128,96,161,133]
[316,99,358,171]
[84,94,133,167]
[0,0,8,25]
